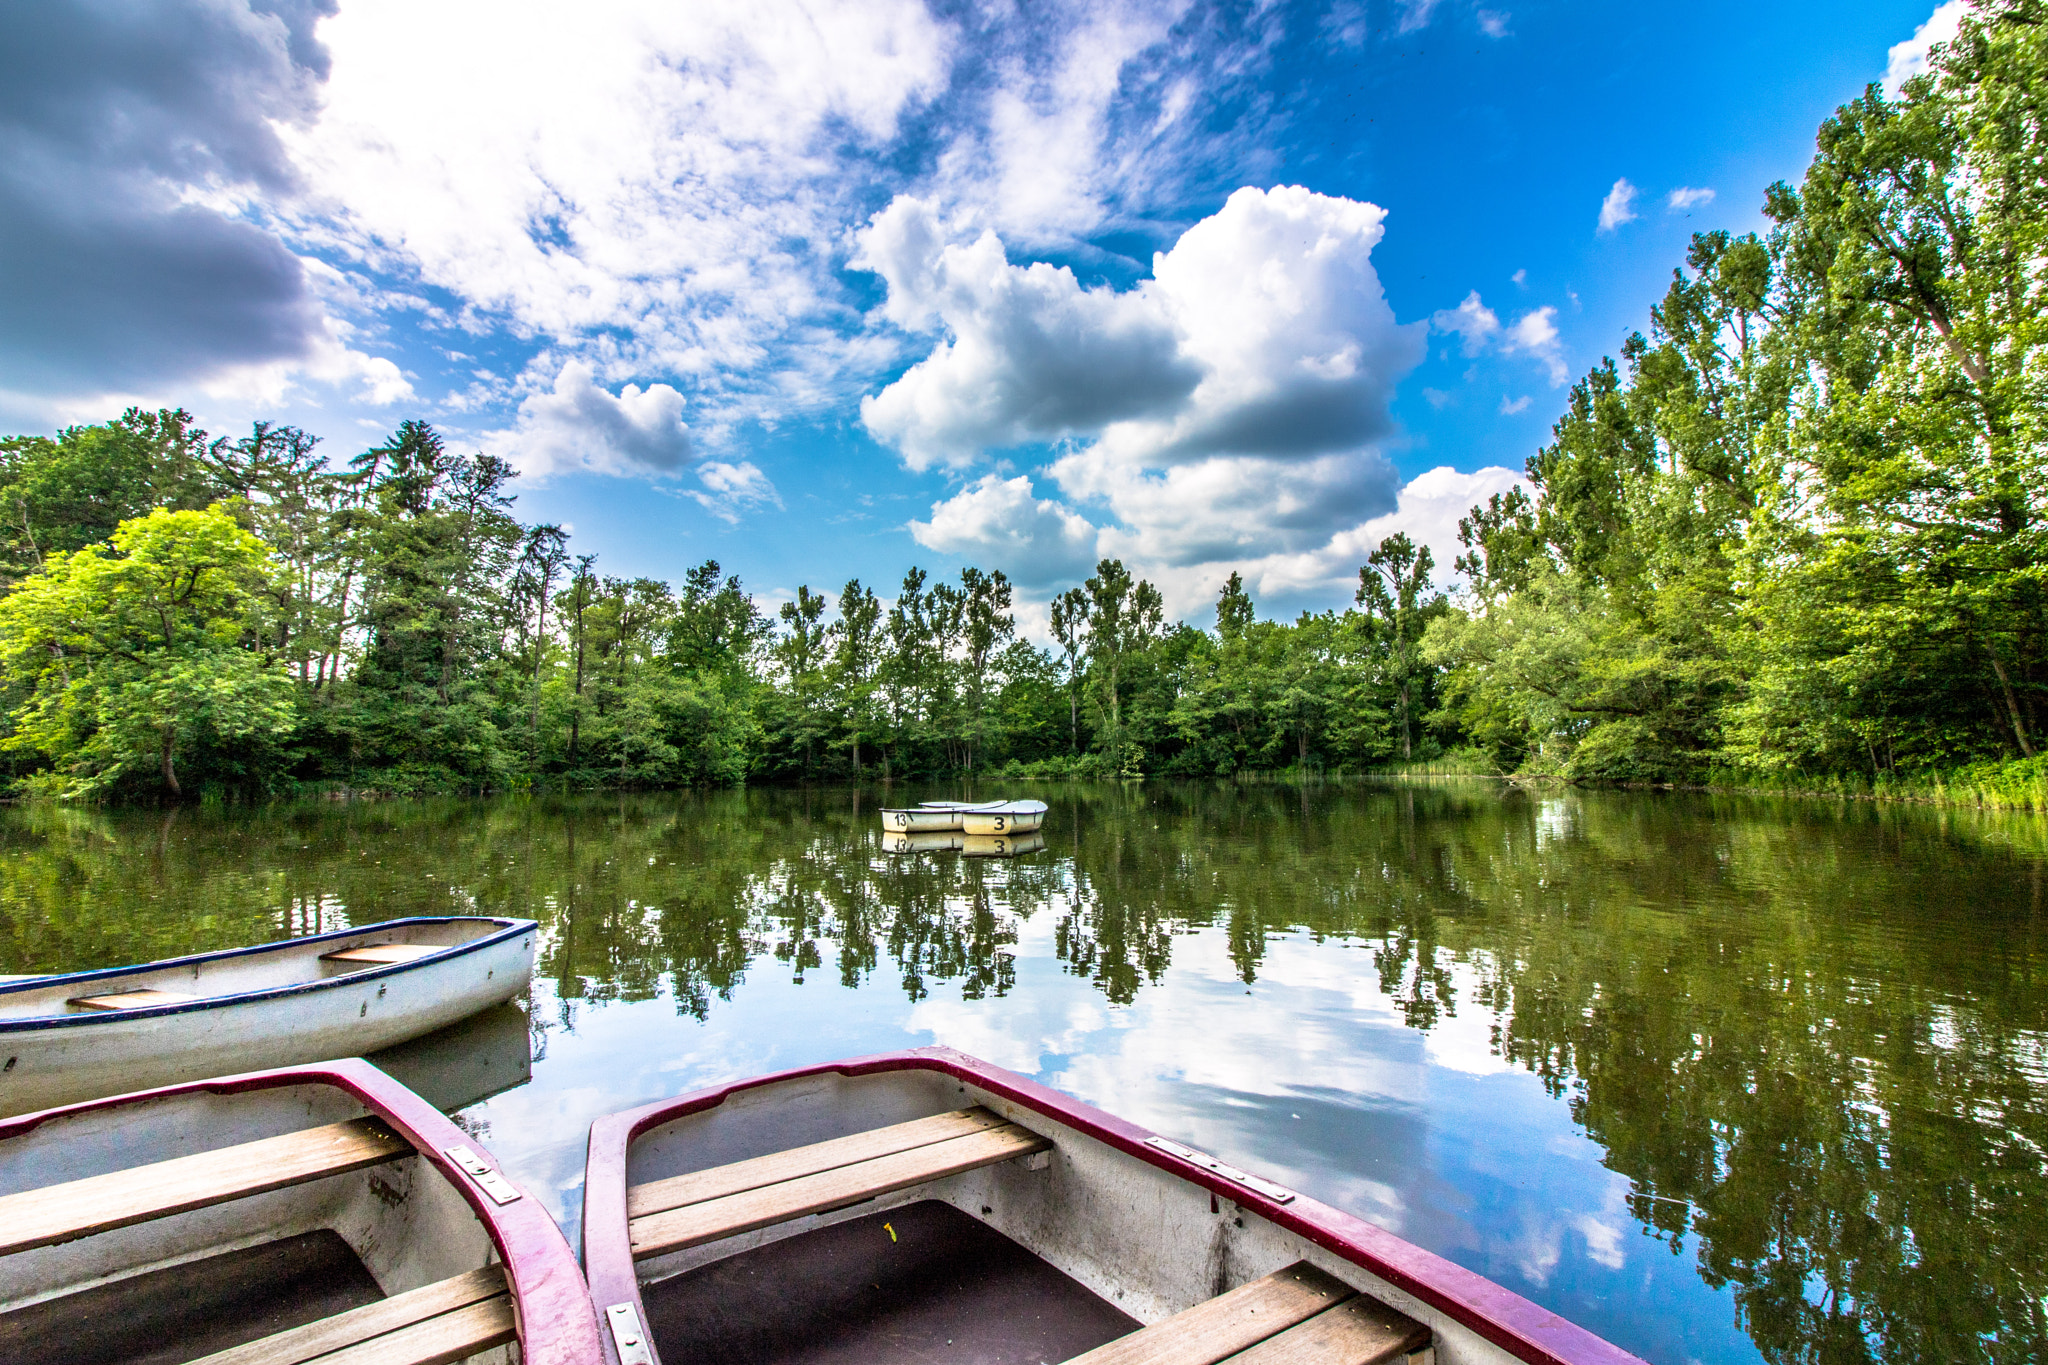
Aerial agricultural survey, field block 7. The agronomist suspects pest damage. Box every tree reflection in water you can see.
[0,784,2042,1365]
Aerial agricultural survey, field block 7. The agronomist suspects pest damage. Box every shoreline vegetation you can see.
[0,2,2042,814]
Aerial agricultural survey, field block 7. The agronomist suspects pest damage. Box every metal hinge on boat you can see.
[1144,1137,1297,1204]
[607,1301,657,1365]
[443,1144,522,1204]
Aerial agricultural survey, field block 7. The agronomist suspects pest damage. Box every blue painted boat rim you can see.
[0,915,536,1032]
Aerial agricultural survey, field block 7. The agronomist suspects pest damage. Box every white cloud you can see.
[486,359,696,481]
[1510,268,1527,287]
[1596,178,1638,233]
[690,460,783,522]
[1884,0,1967,97]
[1433,291,1500,356]
[1499,394,1531,415]
[855,198,1200,469]
[1396,0,1442,35]
[1219,464,1528,606]
[865,185,1424,577]
[282,0,955,411]
[1666,186,1715,212]
[1431,292,1567,387]
[909,473,1101,585]
[1476,10,1511,38]
[1502,306,1568,385]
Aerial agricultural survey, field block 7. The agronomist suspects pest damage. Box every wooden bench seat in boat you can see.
[321,943,440,965]
[188,1263,515,1365]
[1064,1263,1431,1365]
[0,1115,410,1257]
[626,1106,1051,1260]
[68,987,195,1011]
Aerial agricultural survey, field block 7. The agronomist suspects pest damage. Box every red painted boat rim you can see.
[1,1056,604,1365]
[580,1046,1646,1365]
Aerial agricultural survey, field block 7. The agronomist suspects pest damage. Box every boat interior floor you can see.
[641,1199,1141,1365]
[0,1229,382,1365]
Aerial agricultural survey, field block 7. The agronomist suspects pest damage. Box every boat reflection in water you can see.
[367,1001,534,1114]
[879,830,1045,859]
[963,832,1044,858]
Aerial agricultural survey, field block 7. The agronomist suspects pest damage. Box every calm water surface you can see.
[1,782,2043,1365]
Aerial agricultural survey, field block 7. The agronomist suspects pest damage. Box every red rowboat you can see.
[581,1046,1644,1365]
[0,1056,603,1365]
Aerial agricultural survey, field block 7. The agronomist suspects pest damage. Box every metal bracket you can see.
[1144,1136,1297,1204]
[444,1144,522,1205]
[607,1301,657,1365]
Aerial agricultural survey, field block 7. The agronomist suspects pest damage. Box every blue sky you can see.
[0,0,1959,627]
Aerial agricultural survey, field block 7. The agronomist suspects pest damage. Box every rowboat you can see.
[879,806,974,833]
[581,1047,1643,1365]
[0,1057,603,1365]
[0,916,536,1118]
[959,799,1047,835]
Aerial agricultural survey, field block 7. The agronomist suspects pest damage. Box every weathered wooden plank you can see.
[1061,1264,1357,1365]
[1223,1295,1432,1365]
[67,988,194,1011]
[306,1294,517,1365]
[0,1116,411,1257]
[186,1266,506,1365]
[629,1121,1050,1258]
[321,944,439,965]
[627,1106,1010,1220]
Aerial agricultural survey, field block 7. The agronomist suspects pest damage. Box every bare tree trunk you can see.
[160,728,182,797]
[1987,638,2035,757]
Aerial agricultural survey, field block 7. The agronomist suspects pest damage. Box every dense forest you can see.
[0,0,2041,804]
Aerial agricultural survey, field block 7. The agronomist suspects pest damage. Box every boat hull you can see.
[583,1048,1644,1365]
[0,917,536,1118]
[0,1057,603,1365]
[880,808,962,832]
[960,810,1043,835]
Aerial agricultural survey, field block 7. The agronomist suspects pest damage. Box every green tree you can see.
[0,507,294,796]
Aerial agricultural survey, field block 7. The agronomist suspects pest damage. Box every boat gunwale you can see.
[580,1046,1645,1365]
[0,1055,605,1365]
[0,916,536,1032]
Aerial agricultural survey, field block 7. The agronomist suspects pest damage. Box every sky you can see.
[0,0,1965,630]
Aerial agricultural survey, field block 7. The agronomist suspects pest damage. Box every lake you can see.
[0,781,2042,1365]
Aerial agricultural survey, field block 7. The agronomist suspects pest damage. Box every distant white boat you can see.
[0,916,535,1118]
[960,800,1047,836]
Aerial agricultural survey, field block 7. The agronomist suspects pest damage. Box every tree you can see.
[1358,533,1444,761]
[0,507,295,796]
[1050,587,1090,755]
[1081,558,1164,764]
[829,579,883,776]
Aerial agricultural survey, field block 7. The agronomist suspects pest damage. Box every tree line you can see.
[0,0,2039,801]
[0,405,1455,796]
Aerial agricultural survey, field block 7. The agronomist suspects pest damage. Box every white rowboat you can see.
[960,800,1047,835]
[0,916,535,1118]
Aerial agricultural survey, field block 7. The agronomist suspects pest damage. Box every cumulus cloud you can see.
[489,359,695,479]
[1224,464,1529,608]
[864,184,1425,575]
[690,460,783,522]
[910,474,1100,585]
[1884,0,1966,97]
[0,0,334,393]
[1596,178,1638,233]
[1666,186,1715,212]
[1500,394,1531,415]
[855,198,1201,468]
[1476,10,1511,38]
